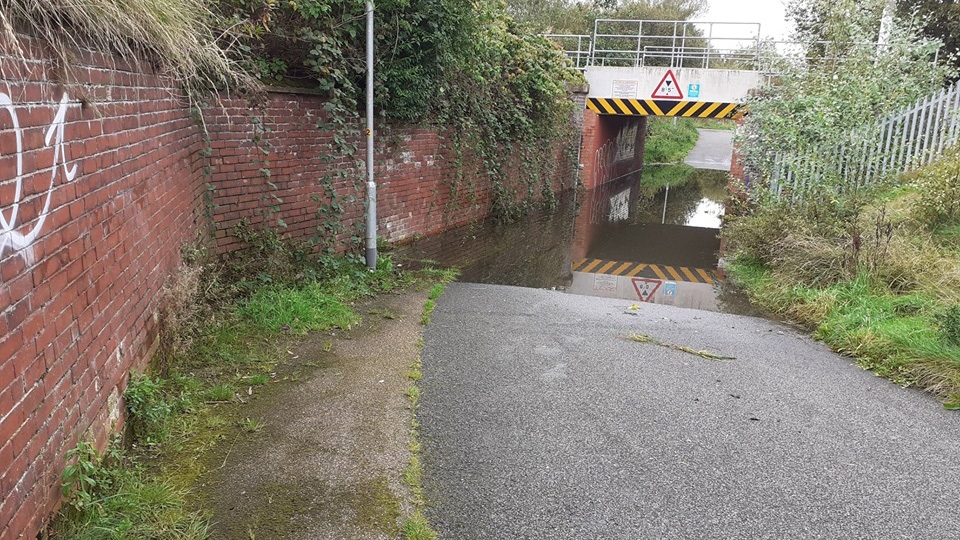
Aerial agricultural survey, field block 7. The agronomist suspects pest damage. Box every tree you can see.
[740,0,955,199]
[897,0,960,75]
[506,0,706,35]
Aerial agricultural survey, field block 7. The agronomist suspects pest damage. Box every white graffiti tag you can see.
[1,93,78,265]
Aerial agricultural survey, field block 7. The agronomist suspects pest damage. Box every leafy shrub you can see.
[909,146,960,228]
[737,0,954,197]
[124,374,173,443]
[62,441,122,514]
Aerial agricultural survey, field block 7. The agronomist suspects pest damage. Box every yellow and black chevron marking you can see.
[586,98,746,119]
[572,259,723,285]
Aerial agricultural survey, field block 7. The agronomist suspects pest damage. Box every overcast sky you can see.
[702,0,792,42]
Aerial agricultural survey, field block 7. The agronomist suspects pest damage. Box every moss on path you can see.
[197,288,430,539]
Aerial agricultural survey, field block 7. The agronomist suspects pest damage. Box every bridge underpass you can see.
[394,20,765,314]
[561,20,762,310]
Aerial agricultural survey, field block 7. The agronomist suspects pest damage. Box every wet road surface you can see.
[683,129,734,171]
[420,284,960,539]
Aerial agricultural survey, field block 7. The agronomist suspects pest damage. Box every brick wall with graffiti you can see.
[0,45,580,539]
[573,111,647,262]
[0,48,210,538]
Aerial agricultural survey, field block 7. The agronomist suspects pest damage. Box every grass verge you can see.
[50,254,438,538]
[644,117,700,165]
[725,174,960,408]
[399,277,454,540]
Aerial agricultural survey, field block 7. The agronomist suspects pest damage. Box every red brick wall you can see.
[573,111,647,260]
[1,46,582,540]
[206,93,578,253]
[578,110,646,191]
[0,45,208,540]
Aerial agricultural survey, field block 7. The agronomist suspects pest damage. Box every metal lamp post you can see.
[364,0,378,270]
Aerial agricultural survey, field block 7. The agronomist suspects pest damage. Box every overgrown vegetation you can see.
[739,0,955,192]
[1,0,252,94]
[725,0,960,408]
[214,0,583,224]
[506,0,707,35]
[726,154,960,408]
[51,236,446,537]
[54,438,209,539]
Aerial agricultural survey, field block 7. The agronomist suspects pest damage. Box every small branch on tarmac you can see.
[625,333,736,361]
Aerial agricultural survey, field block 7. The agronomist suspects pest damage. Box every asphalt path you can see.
[684,129,734,171]
[419,283,960,539]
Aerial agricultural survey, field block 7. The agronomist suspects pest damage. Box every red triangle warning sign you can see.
[632,278,662,303]
[651,70,683,100]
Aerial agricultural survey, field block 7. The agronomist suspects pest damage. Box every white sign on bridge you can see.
[586,67,762,104]
[612,80,639,98]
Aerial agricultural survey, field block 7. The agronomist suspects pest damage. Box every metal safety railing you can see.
[767,80,960,201]
[543,21,910,76]
[545,19,764,71]
[590,19,762,69]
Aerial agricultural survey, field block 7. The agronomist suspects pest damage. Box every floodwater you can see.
[394,166,763,317]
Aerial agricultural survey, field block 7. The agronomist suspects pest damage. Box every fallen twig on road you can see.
[625,333,736,361]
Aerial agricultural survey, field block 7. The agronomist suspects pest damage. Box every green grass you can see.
[206,383,236,402]
[730,257,960,402]
[400,286,448,540]
[245,373,270,385]
[405,386,421,408]
[644,117,700,164]
[427,283,446,300]
[238,282,360,335]
[401,511,437,540]
[51,255,434,538]
[419,282,448,325]
[52,442,209,540]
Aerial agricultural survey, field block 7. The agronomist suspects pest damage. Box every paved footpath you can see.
[419,283,960,540]
[683,128,733,171]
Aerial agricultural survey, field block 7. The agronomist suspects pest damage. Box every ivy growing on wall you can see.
[216,0,583,238]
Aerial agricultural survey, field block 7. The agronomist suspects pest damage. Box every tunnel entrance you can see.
[394,127,762,317]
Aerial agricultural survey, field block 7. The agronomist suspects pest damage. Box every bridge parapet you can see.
[548,19,765,116]
[546,19,763,72]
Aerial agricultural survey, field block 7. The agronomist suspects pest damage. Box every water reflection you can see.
[633,166,729,227]
[394,193,576,289]
[394,165,763,316]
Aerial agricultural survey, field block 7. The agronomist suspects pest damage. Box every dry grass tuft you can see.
[156,263,204,374]
[1,0,256,95]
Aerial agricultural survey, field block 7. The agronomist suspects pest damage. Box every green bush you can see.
[644,118,699,164]
[909,146,960,228]
[124,374,174,443]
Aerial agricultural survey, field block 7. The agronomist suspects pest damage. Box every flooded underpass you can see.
[395,153,763,317]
